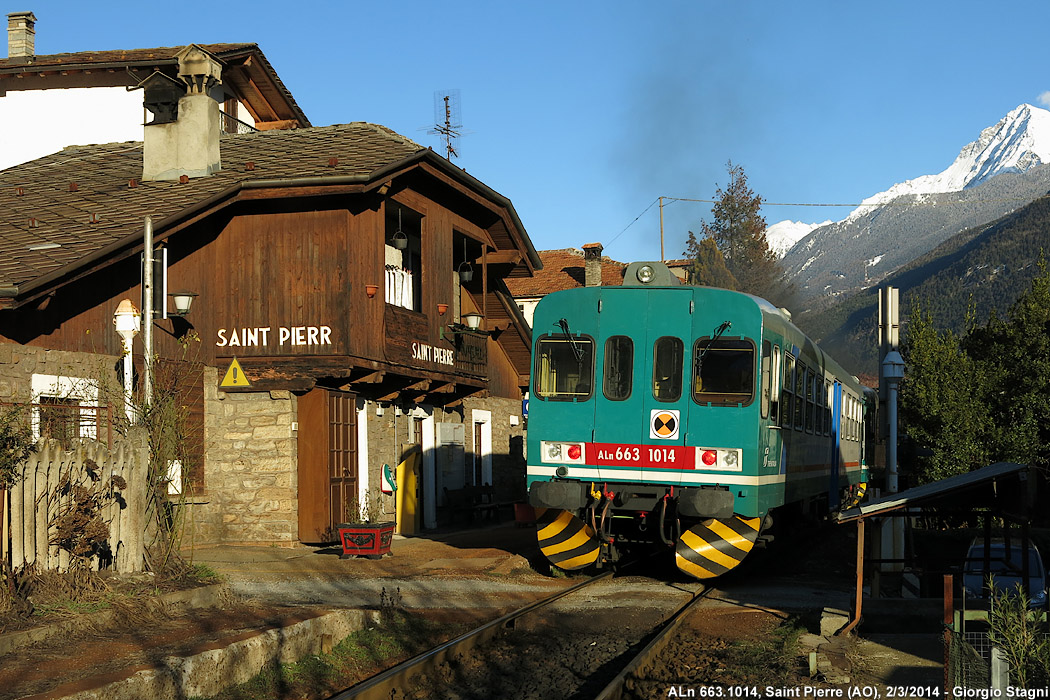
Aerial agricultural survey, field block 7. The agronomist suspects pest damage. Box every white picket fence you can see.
[2,431,148,573]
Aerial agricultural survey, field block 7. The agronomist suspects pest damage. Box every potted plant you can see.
[337,490,395,559]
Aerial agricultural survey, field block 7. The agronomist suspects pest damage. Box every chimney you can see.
[582,242,604,287]
[142,45,222,181]
[7,11,36,60]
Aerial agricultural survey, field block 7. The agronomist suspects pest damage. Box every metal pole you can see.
[659,196,665,262]
[887,379,899,493]
[142,216,153,410]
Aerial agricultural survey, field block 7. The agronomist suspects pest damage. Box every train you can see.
[525,261,876,579]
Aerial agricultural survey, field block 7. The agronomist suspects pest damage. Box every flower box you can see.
[337,522,395,559]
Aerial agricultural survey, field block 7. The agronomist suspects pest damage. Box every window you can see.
[603,336,633,401]
[824,382,832,436]
[534,335,594,400]
[31,373,100,443]
[805,370,816,433]
[38,396,79,443]
[782,355,796,428]
[794,363,806,430]
[653,336,684,402]
[384,205,422,311]
[692,338,755,406]
[760,341,771,419]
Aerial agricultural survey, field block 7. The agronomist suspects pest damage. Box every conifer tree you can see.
[687,162,793,307]
[682,233,738,288]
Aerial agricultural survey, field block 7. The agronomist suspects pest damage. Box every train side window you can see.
[652,336,684,402]
[760,341,771,419]
[692,338,755,406]
[533,334,595,401]
[806,371,816,433]
[782,354,795,428]
[794,363,806,430]
[603,336,634,401]
[824,381,832,436]
[771,345,782,423]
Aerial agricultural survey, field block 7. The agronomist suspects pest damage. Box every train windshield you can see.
[692,339,755,406]
[534,336,595,400]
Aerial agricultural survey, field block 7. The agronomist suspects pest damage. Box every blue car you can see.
[962,538,1048,609]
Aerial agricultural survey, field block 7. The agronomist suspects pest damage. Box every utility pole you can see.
[659,196,665,261]
[142,216,154,410]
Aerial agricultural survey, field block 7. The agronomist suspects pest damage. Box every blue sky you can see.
[19,1,1050,264]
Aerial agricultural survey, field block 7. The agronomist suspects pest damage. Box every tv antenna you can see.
[429,90,462,161]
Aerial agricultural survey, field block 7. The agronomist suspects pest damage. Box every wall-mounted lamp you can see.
[365,284,379,298]
[390,208,408,250]
[168,290,198,316]
[439,311,489,340]
[458,239,473,283]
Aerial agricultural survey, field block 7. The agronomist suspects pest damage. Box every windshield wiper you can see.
[558,318,584,363]
[696,320,732,374]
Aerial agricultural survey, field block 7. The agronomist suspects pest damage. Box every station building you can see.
[0,37,540,546]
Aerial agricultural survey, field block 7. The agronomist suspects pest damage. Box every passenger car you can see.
[961,538,1048,608]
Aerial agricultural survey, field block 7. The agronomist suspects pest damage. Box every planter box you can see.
[336,522,395,559]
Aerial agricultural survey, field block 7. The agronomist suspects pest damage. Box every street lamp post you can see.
[113,299,141,423]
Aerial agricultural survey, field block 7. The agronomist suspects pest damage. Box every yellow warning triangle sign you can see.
[220,357,251,388]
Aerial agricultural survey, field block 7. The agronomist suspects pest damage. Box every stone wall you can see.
[0,344,120,405]
[187,371,298,547]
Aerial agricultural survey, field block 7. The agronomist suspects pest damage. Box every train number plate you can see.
[586,443,695,469]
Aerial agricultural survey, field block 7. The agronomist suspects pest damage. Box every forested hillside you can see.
[795,194,1050,375]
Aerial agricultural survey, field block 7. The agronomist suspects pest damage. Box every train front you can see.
[526,262,770,579]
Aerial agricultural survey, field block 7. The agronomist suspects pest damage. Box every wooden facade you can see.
[0,122,540,545]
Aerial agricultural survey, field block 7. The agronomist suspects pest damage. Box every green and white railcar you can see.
[526,262,874,579]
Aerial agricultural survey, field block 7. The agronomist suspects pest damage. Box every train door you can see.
[592,287,692,484]
[828,381,843,507]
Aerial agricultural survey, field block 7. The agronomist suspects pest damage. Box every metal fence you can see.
[948,628,1050,690]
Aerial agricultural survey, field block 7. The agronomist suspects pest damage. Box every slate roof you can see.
[0,123,426,296]
[504,247,626,297]
[0,43,310,128]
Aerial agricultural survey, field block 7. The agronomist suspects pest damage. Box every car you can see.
[961,538,1048,609]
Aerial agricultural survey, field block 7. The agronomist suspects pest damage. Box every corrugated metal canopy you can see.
[835,462,1029,522]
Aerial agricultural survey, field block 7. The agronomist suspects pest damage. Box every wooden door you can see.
[298,388,357,543]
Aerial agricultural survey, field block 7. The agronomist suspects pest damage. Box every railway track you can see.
[328,570,707,700]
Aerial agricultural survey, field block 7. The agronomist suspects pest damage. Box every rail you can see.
[330,571,614,700]
[592,584,712,700]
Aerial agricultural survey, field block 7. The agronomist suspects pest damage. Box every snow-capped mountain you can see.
[844,103,1050,222]
[765,219,830,257]
[778,103,1050,304]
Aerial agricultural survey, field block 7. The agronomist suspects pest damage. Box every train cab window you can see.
[603,336,634,401]
[534,335,595,401]
[691,338,755,406]
[652,336,684,402]
[782,354,796,428]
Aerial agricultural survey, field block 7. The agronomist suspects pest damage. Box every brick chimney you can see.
[142,45,222,181]
[7,11,36,60]
[582,242,604,287]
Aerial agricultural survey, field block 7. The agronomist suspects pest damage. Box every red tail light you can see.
[701,450,717,466]
[567,444,582,460]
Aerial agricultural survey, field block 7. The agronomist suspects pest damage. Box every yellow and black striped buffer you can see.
[846,482,868,508]
[536,508,600,571]
[675,515,762,580]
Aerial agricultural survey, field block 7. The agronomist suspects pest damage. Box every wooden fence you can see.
[2,430,148,573]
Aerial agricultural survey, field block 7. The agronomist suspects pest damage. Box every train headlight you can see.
[541,441,586,465]
[636,264,655,283]
[696,447,743,471]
